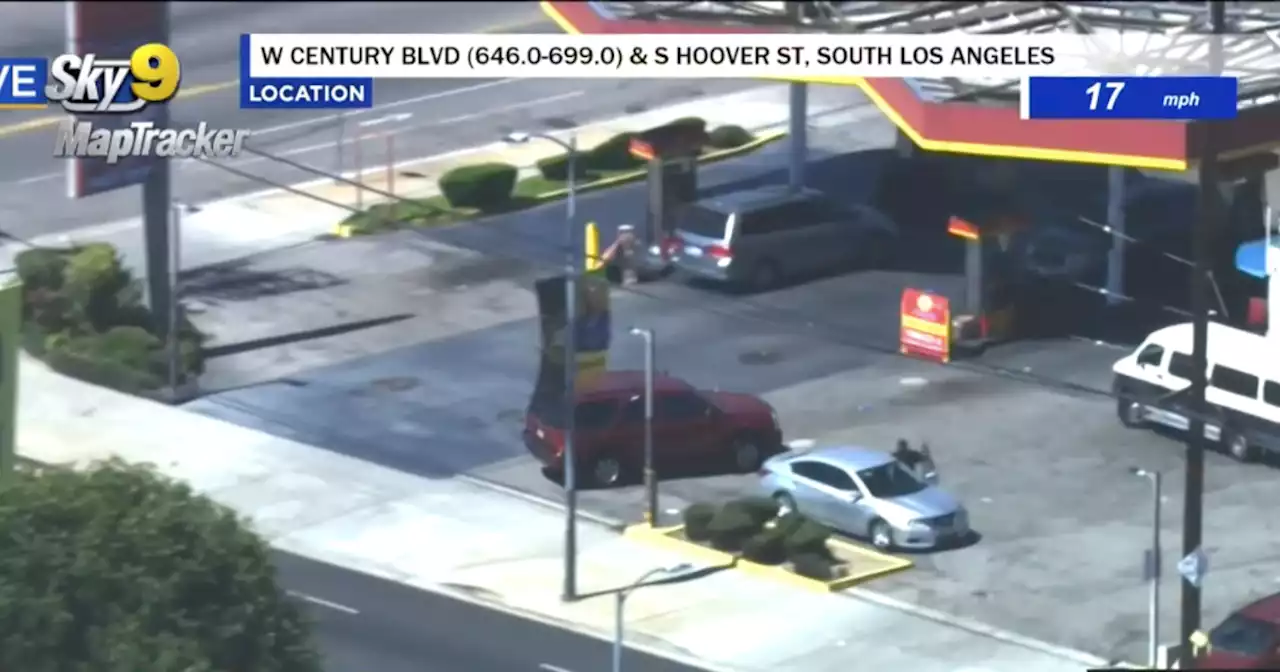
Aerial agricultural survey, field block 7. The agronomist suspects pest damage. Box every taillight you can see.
[661,236,680,257]
[706,244,733,259]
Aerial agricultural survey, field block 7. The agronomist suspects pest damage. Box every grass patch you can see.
[337,131,783,238]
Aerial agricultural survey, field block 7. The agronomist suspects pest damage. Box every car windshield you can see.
[857,462,928,498]
[1209,614,1277,657]
[677,205,729,238]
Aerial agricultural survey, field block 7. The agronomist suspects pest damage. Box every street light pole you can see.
[1133,467,1163,668]
[167,201,183,394]
[563,132,580,602]
[501,130,582,601]
[630,327,658,525]
[613,564,693,672]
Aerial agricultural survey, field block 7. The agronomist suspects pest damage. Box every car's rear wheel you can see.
[585,455,624,488]
[1227,431,1254,463]
[773,492,798,516]
[870,519,895,551]
[730,435,764,473]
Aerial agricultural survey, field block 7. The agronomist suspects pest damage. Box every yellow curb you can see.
[532,130,788,202]
[624,523,912,594]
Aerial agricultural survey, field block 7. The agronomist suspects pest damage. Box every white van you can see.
[1111,322,1280,461]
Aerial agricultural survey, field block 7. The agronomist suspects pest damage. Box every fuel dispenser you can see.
[629,119,706,267]
[947,215,1023,353]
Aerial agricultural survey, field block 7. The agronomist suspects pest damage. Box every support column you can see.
[788,82,807,191]
[1105,166,1126,306]
[1266,168,1280,341]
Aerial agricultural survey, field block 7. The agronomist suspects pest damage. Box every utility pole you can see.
[1180,1,1225,661]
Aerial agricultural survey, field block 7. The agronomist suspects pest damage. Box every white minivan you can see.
[1111,322,1280,461]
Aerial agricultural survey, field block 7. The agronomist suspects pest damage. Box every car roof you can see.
[577,370,694,400]
[791,445,895,470]
[1235,592,1280,624]
[695,186,825,215]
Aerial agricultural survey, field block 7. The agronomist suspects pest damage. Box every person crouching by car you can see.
[893,439,935,481]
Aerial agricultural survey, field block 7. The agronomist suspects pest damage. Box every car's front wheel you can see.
[869,519,895,551]
[584,455,624,488]
[729,435,764,473]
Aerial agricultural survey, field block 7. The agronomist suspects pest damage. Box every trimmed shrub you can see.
[666,116,707,132]
[706,504,762,552]
[535,152,589,181]
[682,502,717,542]
[62,244,137,331]
[438,163,518,210]
[44,328,165,393]
[723,496,779,526]
[14,248,70,292]
[783,518,832,558]
[586,132,644,171]
[790,551,836,580]
[741,527,787,565]
[707,125,754,149]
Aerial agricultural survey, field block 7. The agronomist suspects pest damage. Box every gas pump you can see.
[947,215,1023,353]
[628,119,706,277]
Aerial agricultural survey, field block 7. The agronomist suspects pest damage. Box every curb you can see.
[533,130,789,201]
[623,523,912,593]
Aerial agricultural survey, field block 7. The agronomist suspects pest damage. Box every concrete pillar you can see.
[1105,166,1127,306]
[788,82,807,191]
[1265,166,1280,341]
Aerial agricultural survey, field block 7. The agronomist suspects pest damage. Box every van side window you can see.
[1265,381,1280,407]
[1210,365,1260,399]
[1136,344,1165,367]
[1167,352,1197,380]
[738,205,792,237]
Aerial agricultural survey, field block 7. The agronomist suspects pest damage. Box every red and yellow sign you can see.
[900,289,951,363]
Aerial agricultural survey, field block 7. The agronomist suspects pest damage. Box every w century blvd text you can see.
[246,33,1129,79]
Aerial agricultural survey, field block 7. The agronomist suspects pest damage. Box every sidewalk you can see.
[15,352,1113,672]
[0,85,831,284]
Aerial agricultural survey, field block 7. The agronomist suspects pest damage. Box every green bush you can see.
[0,459,321,671]
[62,243,138,332]
[535,152,589,181]
[682,502,717,542]
[44,331,165,393]
[790,551,836,580]
[14,248,70,292]
[783,518,832,558]
[706,504,762,552]
[707,125,754,149]
[774,511,807,536]
[666,116,707,132]
[438,162,518,210]
[586,132,644,171]
[741,527,787,565]
[723,496,779,526]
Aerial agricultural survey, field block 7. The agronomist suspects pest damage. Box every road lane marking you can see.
[358,112,413,128]
[0,15,548,140]
[287,590,359,615]
[537,664,575,672]
[0,87,582,187]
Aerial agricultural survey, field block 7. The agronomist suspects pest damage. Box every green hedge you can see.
[708,125,754,149]
[585,132,644,171]
[438,163,518,210]
[14,245,204,395]
[535,153,589,181]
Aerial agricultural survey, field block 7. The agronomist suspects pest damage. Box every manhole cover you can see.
[369,376,419,393]
[738,349,782,365]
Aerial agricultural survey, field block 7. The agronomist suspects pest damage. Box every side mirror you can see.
[924,471,940,486]
[841,490,862,502]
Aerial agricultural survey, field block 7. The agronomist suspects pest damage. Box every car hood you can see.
[874,486,961,524]
[1201,650,1273,669]
[706,390,772,418]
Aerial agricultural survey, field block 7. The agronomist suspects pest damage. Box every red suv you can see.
[1195,592,1280,669]
[524,371,783,488]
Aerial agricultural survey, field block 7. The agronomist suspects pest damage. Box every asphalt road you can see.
[0,1,756,241]
[275,551,710,672]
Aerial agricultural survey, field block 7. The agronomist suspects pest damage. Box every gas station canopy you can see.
[541,1,1280,170]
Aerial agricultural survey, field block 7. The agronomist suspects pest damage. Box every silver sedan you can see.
[758,445,970,551]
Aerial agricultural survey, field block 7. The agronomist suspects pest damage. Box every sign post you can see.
[0,280,21,479]
[900,288,951,363]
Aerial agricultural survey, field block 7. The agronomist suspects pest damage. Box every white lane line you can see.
[244,78,522,140]
[192,90,585,172]
[0,89,582,188]
[358,112,413,128]
[287,590,360,615]
[537,664,575,672]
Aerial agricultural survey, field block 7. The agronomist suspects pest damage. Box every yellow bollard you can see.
[585,222,601,272]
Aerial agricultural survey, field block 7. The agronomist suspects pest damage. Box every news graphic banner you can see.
[243,32,1195,81]
[1022,76,1238,120]
[0,3,249,199]
[239,34,373,110]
